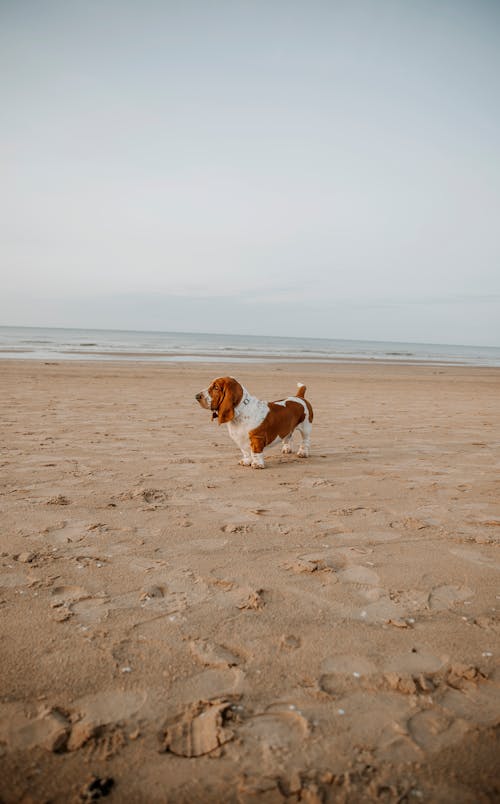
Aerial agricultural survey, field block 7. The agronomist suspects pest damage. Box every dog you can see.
[195,376,313,469]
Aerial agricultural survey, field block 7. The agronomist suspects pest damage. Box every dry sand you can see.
[1,359,499,803]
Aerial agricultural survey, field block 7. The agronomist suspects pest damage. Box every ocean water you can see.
[0,326,499,366]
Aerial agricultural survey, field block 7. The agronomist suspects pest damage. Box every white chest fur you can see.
[226,389,268,450]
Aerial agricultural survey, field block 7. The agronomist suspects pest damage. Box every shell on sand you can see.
[161,699,234,757]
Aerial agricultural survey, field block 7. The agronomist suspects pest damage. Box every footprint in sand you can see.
[190,640,241,669]
[338,565,380,586]
[407,710,470,753]
[168,668,246,705]
[238,705,310,770]
[439,684,500,727]
[0,569,32,588]
[0,703,71,752]
[357,597,408,623]
[333,692,418,764]
[280,635,301,650]
[383,648,447,675]
[113,589,184,616]
[0,689,145,757]
[50,586,109,625]
[319,654,378,695]
[51,585,89,604]
[160,699,236,757]
[67,689,148,752]
[71,597,110,625]
[347,580,431,623]
[428,584,474,611]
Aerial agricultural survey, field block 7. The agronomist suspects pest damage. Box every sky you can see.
[1,0,499,345]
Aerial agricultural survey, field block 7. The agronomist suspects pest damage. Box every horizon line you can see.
[0,323,498,352]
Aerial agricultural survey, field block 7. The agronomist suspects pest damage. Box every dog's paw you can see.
[281,444,292,455]
[297,448,310,458]
[239,458,252,467]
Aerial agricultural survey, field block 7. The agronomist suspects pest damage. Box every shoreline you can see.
[2,326,499,368]
[2,354,500,369]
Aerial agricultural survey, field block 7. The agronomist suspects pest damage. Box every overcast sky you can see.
[1,0,499,345]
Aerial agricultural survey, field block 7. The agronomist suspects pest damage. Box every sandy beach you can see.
[1,358,499,803]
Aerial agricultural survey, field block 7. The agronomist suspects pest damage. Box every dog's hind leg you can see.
[296,418,312,458]
[281,432,293,454]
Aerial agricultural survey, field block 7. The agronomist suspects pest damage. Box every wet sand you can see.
[1,359,499,803]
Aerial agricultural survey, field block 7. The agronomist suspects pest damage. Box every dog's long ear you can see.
[217,378,242,424]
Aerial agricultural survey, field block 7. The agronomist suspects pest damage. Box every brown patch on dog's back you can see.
[249,400,308,453]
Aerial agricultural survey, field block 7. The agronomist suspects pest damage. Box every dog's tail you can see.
[296,382,307,399]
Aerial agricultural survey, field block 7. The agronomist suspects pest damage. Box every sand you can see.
[1,358,499,803]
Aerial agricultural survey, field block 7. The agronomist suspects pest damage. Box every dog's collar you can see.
[239,393,250,410]
[232,393,250,419]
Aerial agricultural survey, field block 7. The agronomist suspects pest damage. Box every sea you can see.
[1,326,499,366]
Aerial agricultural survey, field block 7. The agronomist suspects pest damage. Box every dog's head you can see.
[195,376,244,424]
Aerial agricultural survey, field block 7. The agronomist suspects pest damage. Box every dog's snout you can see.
[195,392,202,401]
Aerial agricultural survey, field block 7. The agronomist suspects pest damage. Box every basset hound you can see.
[195,376,313,469]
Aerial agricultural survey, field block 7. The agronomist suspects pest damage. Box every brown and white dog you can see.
[195,376,313,469]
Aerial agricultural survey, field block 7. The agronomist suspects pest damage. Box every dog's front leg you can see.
[239,447,252,466]
[250,452,265,469]
[249,434,266,469]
